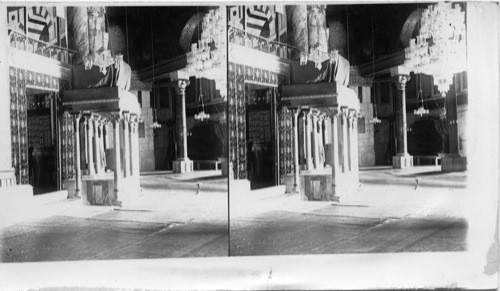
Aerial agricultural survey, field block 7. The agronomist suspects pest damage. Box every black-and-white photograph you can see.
[228,3,471,256]
[0,1,498,290]
[1,5,229,262]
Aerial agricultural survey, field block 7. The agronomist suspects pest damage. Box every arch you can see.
[399,8,423,46]
[178,13,205,53]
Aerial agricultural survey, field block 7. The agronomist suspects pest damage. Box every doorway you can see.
[245,84,278,190]
[26,90,58,194]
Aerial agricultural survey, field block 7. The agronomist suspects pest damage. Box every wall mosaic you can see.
[228,61,292,180]
[9,66,66,185]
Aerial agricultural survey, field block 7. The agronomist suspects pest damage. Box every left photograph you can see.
[1,5,229,261]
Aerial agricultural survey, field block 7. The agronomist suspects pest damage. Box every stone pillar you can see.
[130,114,140,177]
[304,109,314,171]
[290,107,300,193]
[301,110,307,169]
[311,110,320,170]
[72,113,82,198]
[442,74,467,172]
[112,115,122,203]
[0,9,15,187]
[99,120,106,172]
[328,107,340,202]
[173,79,193,173]
[122,112,131,177]
[85,114,95,175]
[341,107,349,174]
[346,111,354,172]
[93,117,102,176]
[390,66,413,168]
[317,113,325,169]
[349,109,359,185]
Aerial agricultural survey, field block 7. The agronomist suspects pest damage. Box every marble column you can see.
[85,114,95,176]
[72,113,82,198]
[290,107,300,193]
[301,110,307,170]
[130,114,140,177]
[112,115,122,202]
[442,73,467,172]
[311,110,321,170]
[390,66,413,168]
[122,112,131,178]
[99,120,106,171]
[328,107,340,201]
[173,79,193,173]
[341,107,349,174]
[318,113,325,169]
[346,111,353,172]
[304,109,314,171]
[349,109,359,183]
[93,117,102,176]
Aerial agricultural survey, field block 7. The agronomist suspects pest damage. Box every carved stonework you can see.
[175,79,190,94]
[393,74,410,90]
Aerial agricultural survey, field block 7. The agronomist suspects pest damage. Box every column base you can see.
[393,154,413,169]
[173,158,193,173]
[441,154,467,172]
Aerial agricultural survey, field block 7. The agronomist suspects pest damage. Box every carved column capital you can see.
[340,106,350,118]
[175,79,190,94]
[392,74,410,90]
[327,106,339,117]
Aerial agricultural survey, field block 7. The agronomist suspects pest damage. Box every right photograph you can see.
[227,4,469,256]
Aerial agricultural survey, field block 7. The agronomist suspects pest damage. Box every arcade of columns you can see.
[288,105,359,198]
[70,111,140,204]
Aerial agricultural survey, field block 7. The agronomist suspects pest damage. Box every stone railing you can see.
[228,26,297,60]
[9,30,77,65]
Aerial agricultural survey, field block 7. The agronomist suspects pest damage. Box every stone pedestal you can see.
[392,153,414,169]
[442,154,467,172]
[173,159,194,173]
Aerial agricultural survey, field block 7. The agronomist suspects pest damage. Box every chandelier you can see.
[84,7,115,74]
[185,7,227,99]
[404,3,466,97]
[414,74,429,117]
[194,79,210,122]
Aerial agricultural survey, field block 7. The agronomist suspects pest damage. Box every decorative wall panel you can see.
[9,66,62,185]
[279,104,293,176]
[61,111,75,181]
[228,61,288,180]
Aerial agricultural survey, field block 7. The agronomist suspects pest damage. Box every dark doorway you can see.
[27,91,58,194]
[245,85,277,190]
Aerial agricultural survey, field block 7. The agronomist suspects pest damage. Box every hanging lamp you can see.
[149,13,161,129]
[369,14,381,124]
[414,74,429,117]
[194,79,210,121]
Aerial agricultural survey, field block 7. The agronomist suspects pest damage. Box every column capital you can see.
[82,112,94,121]
[110,113,122,122]
[326,106,339,117]
[348,108,358,119]
[341,106,349,116]
[392,75,410,90]
[174,79,190,93]
[129,113,139,124]
[300,107,311,119]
